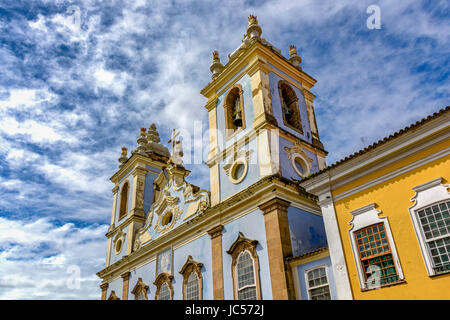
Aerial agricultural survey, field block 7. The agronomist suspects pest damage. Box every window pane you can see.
[158,282,171,300]
[238,286,257,300]
[237,251,255,289]
[185,272,200,300]
[355,223,391,259]
[417,201,450,274]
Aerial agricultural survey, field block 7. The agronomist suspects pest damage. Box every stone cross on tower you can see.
[168,129,183,166]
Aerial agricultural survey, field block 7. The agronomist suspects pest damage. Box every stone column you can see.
[100,282,108,300]
[259,197,295,300]
[207,225,224,300]
[121,272,130,300]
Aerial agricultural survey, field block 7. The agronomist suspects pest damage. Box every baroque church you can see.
[97,16,450,300]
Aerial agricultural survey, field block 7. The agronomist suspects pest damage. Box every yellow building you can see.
[301,107,450,299]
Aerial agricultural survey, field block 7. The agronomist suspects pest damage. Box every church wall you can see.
[287,206,328,257]
[106,276,123,300]
[127,259,156,300]
[268,71,312,144]
[294,256,337,300]
[108,225,129,265]
[218,137,260,201]
[172,234,214,300]
[278,136,320,180]
[221,208,272,299]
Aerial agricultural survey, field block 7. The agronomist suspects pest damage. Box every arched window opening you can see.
[224,85,245,137]
[179,255,203,300]
[118,181,129,220]
[227,232,261,300]
[236,251,257,300]
[278,81,303,133]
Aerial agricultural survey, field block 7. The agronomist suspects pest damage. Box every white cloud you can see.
[0,217,108,299]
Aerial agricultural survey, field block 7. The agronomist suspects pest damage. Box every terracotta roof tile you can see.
[301,106,450,182]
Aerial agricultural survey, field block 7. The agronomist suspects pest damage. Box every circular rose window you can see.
[115,238,123,254]
[229,158,248,184]
[291,154,310,178]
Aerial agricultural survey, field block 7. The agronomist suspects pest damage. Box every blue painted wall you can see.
[127,260,156,299]
[218,138,260,201]
[124,234,212,300]
[268,71,312,144]
[295,256,337,300]
[106,276,123,299]
[278,136,320,180]
[221,209,272,299]
[172,234,213,300]
[109,225,129,265]
[287,206,328,257]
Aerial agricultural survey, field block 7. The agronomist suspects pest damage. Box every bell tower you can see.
[201,15,327,206]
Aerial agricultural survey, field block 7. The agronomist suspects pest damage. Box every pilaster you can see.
[100,282,108,300]
[317,191,353,300]
[259,197,295,300]
[207,225,224,300]
[209,163,220,207]
[248,58,274,129]
[121,271,130,300]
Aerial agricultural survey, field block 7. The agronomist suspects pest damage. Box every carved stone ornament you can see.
[153,272,174,300]
[223,149,253,176]
[131,277,149,300]
[284,142,313,177]
[179,255,204,300]
[108,290,120,300]
[134,164,210,249]
[112,229,126,255]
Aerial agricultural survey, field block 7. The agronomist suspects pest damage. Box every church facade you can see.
[96,16,450,300]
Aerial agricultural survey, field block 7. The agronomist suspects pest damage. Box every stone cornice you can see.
[105,215,146,238]
[207,225,224,239]
[110,153,167,184]
[258,197,290,214]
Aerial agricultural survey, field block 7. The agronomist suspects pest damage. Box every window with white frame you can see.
[236,251,257,300]
[416,201,450,274]
[305,266,331,300]
[409,178,450,276]
[349,203,404,290]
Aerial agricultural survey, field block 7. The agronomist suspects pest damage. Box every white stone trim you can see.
[408,177,450,276]
[348,203,404,290]
[304,265,331,300]
[317,190,353,299]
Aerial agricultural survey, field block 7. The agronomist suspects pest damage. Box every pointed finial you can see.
[147,123,161,143]
[248,14,258,26]
[118,147,128,169]
[246,14,262,39]
[210,50,224,80]
[136,128,148,156]
[288,45,302,69]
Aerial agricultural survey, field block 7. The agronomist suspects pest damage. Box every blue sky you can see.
[0,0,448,299]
